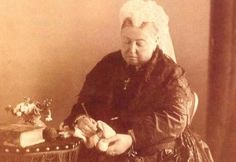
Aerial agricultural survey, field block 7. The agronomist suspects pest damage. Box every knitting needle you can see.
[81,103,100,133]
[81,102,89,117]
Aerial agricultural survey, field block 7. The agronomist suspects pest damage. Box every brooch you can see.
[123,78,130,90]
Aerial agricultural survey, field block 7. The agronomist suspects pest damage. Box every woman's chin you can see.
[126,60,139,66]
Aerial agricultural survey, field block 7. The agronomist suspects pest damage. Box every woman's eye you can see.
[136,41,145,47]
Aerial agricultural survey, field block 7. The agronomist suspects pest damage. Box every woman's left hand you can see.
[104,134,133,156]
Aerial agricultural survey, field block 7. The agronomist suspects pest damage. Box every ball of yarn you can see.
[97,139,109,152]
[43,127,58,141]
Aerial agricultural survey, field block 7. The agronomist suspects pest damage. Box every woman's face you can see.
[120,23,158,66]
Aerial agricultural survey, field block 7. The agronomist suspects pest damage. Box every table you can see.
[0,137,81,162]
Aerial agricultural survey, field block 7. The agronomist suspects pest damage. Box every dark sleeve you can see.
[63,103,83,127]
[132,66,194,149]
[63,73,98,127]
[63,54,114,127]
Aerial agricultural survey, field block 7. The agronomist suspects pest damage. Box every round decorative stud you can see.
[5,149,9,153]
[26,149,30,153]
[56,146,60,150]
[36,148,40,152]
[16,149,20,153]
[72,145,75,148]
[65,145,69,149]
[46,147,50,151]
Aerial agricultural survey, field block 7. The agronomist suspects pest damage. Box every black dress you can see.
[64,49,213,162]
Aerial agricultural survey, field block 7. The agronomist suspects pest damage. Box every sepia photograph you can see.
[0,0,235,161]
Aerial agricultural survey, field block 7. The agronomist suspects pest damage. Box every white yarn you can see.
[119,0,176,62]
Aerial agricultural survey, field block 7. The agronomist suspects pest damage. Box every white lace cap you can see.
[119,0,176,62]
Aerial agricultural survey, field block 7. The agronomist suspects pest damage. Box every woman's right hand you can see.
[74,115,98,137]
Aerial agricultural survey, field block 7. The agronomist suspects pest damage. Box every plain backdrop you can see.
[0,0,210,138]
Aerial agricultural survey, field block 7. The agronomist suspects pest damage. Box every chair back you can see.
[188,91,199,125]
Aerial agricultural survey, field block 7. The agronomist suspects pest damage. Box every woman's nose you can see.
[130,42,136,54]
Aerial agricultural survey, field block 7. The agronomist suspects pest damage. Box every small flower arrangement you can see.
[5,97,53,127]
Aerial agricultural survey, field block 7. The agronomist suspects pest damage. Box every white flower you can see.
[7,98,53,126]
[13,102,23,114]
[25,103,37,114]
[14,102,38,115]
[45,116,53,121]
[20,104,29,113]
[45,110,52,121]
[16,111,22,117]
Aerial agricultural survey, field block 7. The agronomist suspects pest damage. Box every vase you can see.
[17,115,46,128]
[30,115,46,128]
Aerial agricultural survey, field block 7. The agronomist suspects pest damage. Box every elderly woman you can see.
[61,0,213,161]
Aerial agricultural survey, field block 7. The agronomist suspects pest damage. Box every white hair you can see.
[119,0,176,62]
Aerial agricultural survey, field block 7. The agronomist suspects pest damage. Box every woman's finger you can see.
[103,135,119,143]
[80,118,97,130]
[106,150,116,156]
[81,125,96,136]
[86,119,98,131]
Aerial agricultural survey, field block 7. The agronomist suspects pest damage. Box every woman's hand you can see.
[74,115,98,137]
[105,134,133,156]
